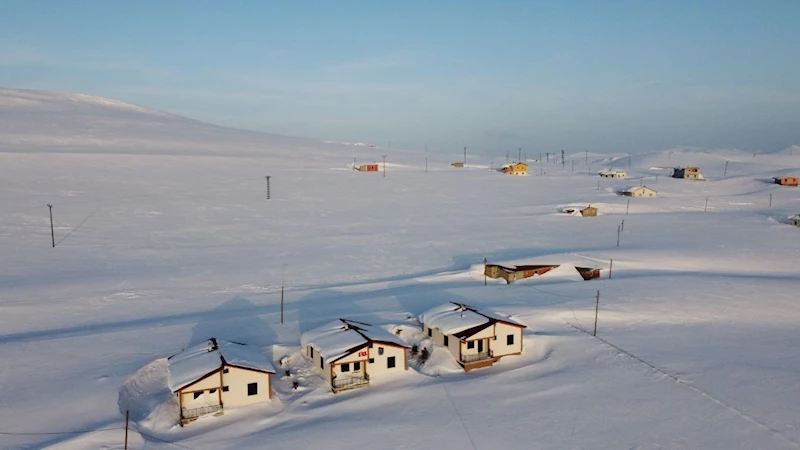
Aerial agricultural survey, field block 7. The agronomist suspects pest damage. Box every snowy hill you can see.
[0,88,343,157]
[1,89,800,449]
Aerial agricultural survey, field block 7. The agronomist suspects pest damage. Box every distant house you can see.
[301,319,408,393]
[484,263,601,283]
[579,206,598,217]
[451,162,465,168]
[168,338,275,426]
[420,303,526,372]
[598,169,627,178]
[501,162,528,175]
[620,186,657,197]
[774,176,798,187]
[672,167,704,180]
[357,164,379,172]
[790,215,800,227]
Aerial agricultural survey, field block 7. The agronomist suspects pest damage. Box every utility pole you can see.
[484,257,487,286]
[617,225,621,247]
[265,176,271,200]
[280,286,285,324]
[608,259,613,279]
[124,410,129,450]
[621,219,625,232]
[47,204,55,248]
[704,196,709,212]
[561,150,565,168]
[593,291,600,336]
[382,155,387,178]
[463,146,467,164]
[546,152,550,164]
[724,161,729,177]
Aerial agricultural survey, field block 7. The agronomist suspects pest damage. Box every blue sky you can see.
[2,1,799,153]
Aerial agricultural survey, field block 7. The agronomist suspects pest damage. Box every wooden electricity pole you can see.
[463,146,467,164]
[593,291,600,336]
[382,155,387,177]
[704,196,709,212]
[724,161,729,177]
[124,410,129,450]
[617,225,621,247]
[608,259,613,279]
[265,176,271,200]
[47,204,55,248]
[280,286,285,324]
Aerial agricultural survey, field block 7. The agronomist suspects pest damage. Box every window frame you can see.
[506,334,514,345]
[247,382,258,396]
[341,363,350,373]
[387,356,396,369]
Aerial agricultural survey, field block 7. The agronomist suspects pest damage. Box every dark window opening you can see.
[193,392,202,399]
[222,386,229,392]
[428,328,432,337]
[507,334,514,345]
[467,341,475,349]
[341,363,350,372]
[247,382,258,396]
[223,368,229,374]
[209,389,217,394]
[354,362,361,371]
[369,358,375,364]
[444,336,449,346]
[387,356,396,369]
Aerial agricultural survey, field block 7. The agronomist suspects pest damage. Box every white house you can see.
[598,169,627,178]
[620,185,657,197]
[420,303,527,371]
[167,338,276,426]
[301,319,409,393]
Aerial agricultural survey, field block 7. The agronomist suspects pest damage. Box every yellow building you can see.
[501,162,528,175]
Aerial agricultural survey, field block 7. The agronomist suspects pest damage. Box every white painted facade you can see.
[177,365,272,414]
[624,186,657,197]
[599,170,627,178]
[422,312,525,369]
[304,342,407,389]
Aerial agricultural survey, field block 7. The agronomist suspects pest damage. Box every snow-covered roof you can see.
[501,162,527,169]
[419,303,526,336]
[598,169,626,175]
[622,185,655,193]
[301,319,408,363]
[167,338,275,392]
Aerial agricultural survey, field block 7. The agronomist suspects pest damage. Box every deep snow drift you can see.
[1,89,800,449]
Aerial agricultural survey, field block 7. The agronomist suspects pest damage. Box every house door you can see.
[477,340,484,353]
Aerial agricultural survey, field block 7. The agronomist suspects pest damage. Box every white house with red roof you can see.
[167,338,276,425]
[301,319,409,393]
[420,303,527,371]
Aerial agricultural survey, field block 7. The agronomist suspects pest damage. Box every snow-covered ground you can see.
[1,89,799,449]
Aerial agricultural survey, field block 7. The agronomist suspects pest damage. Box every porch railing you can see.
[182,404,223,420]
[332,374,369,390]
[461,351,493,364]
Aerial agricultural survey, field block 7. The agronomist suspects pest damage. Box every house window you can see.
[320,357,324,369]
[467,341,475,349]
[247,383,258,396]
[369,358,375,364]
[223,368,229,374]
[387,356,396,369]
[310,347,314,358]
[209,389,217,394]
[507,334,514,345]
[341,363,350,373]
[223,386,229,392]
[428,328,432,337]
[193,392,202,399]
[354,362,361,371]
[443,336,449,346]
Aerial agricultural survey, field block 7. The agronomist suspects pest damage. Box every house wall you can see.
[631,188,656,197]
[367,344,406,377]
[180,370,222,393]
[790,218,800,227]
[221,366,271,407]
[491,323,524,357]
[332,358,367,378]
[304,345,332,382]
[460,337,490,357]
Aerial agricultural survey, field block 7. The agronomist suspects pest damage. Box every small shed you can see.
[621,186,657,197]
[672,167,704,180]
[451,162,464,168]
[501,162,528,175]
[790,215,800,227]
[598,169,626,178]
[357,164,379,172]
[580,206,598,217]
[168,338,275,426]
[774,176,798,187]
